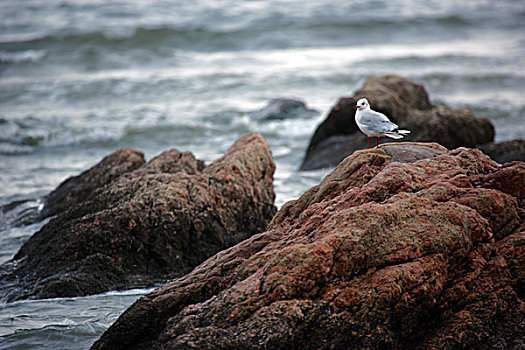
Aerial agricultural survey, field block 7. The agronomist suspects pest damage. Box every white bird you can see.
[354,98,411,149]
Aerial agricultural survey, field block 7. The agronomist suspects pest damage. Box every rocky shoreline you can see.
[0,133,276,301]
[1,76,523,349]
[91,142,524,350]
[301,75,524,170]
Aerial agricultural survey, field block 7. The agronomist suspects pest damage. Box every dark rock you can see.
[301,74,495,170]
[0,149,145,228]
[248,98,318,120]
[92,143,524,350]
[0,133,277,301]
[478,139,525,164]
[40,148,146,219]
[300,134,363,170]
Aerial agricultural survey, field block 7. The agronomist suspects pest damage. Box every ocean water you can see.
[0,0,524,348]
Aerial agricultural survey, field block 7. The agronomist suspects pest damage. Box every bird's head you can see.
[356,98,369,110]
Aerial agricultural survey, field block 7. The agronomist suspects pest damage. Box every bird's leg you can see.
[376,136,380,148]
[366,137,370,149]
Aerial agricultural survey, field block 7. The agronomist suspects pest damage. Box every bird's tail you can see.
[385,129,410,139]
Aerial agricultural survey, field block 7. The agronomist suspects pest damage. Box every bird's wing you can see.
[358,110,398,132]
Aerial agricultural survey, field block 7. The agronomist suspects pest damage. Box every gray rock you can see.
[249,98,318,120]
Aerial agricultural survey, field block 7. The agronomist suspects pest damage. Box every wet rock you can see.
[2,141,144,229]
[478,139,525,164]
[248,98,319,120]
[301,74,495,170]
[1,149,145,228]
[41,148,146,219]
[0,133,276,301]
[92,143,524,350]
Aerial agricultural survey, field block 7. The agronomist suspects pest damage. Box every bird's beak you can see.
[355,105,360,110]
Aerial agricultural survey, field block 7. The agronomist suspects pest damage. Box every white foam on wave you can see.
[0,32,47,44]
[0,49,46,63]
[99,287,156,297]
[185,34,516,73]
[0,143,35,155]
[1,32,517,87]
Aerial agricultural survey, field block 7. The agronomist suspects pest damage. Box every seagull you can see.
[355,98,411,149]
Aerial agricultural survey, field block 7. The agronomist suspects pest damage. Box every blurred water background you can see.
[1,0,524,348]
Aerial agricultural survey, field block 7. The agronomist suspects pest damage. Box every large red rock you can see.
[92,142,524,350]
[301,75,496,170]
[0,133,276,301]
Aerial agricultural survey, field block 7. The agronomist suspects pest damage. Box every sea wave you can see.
[0,26,224,47]
[0,115,122,155]
[0,143,35,155]
[419,72,525,85]
[0,13,493,49]
[0,49,46,64]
